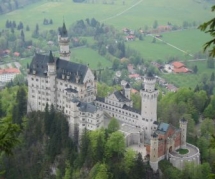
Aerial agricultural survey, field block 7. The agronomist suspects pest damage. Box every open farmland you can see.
[126,29,211,62]
[0,0,213,31]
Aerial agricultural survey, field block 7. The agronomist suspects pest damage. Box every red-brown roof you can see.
[172,61,185,68]
[129,74,140,78]
[0,68,20,75]
[14,52,20,57]
[173,67,189,73]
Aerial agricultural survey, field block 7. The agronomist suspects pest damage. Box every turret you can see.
[47,51,56,75]
[124,83,131,100]
[58,21,70,61]
[140,71,159,138]
[180,118,187,149]
[144,71,156,92]
[150,132,159,172]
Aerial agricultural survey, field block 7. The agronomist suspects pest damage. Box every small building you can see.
[172,61,189,73]
[127,64,135,74]
[0,68,20,83]
[13,52,20,57]
[129,74,141,80]
[166,84,178,92]
[125,35,135,41]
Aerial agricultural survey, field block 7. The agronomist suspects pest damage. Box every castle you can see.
[27,22,200,172]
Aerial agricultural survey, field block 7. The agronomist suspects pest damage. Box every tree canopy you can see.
[199,5,215,57]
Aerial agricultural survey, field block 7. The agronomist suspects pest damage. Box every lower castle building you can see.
[27,22,200,172]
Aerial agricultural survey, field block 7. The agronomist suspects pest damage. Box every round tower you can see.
[180,118,188,149]
[124,83,131,100]
[150,132,159,172]
[58,21,70,61]
[140,72,159,139]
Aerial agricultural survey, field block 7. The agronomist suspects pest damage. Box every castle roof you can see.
[122,104,140,114]
[78,102,98,113]
[48,51,54,63]
[65,88,78,93]
[125,83,130,88]
[157,123,169,133]
[114,90,130,102]
[152,132,158,138]
[59,22,68,37]
[28,53,88,84]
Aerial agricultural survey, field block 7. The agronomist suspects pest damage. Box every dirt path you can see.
[101,0,143,22]
[148,34,194,57]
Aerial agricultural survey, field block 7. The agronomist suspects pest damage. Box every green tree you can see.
[63,161,72,179]
[0,116,20,155]
[201,118,215,137]
[105,131,125,159]
[199,5,215,57]
[107,118,119,133]
[153,20,158,29]
[95,163,109,179]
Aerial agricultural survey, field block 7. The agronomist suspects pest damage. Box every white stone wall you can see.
[0,73,17,82]
[59,36,70,61]
[169,143,200,170]
[180,120,188,149]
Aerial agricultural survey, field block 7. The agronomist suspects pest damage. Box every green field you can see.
[72,47,112,69]
[0,0,213,31]
[0,0,213,62]
[127,29,211,62]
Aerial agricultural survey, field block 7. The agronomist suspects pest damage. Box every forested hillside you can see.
[0,84,215,178]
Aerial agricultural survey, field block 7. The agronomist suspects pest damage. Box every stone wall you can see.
[169,143,200,170]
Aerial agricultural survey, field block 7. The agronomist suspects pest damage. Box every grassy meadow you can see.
[72,47,112,69]
[0,0,213,31]
[127,29,211,62]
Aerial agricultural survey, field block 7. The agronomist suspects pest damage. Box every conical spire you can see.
[48,51,54,63]
[61,21,68,37]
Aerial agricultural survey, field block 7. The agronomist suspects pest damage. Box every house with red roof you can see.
[171,61,190,73]
[0,68,20,83]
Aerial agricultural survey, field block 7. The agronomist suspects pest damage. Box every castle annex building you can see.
[27,22,200,172]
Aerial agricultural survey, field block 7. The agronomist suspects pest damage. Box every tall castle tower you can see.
[140,72,159,138]
[179,118,188,149]
[47,51,57,107]
[58,22,70,61]
[150,132,159,172]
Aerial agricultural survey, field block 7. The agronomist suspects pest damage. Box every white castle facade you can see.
[27,22,200,172]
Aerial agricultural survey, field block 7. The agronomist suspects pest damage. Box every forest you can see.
[0,82,214,179]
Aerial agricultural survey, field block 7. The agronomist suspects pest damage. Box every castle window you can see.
[36,79,38,81]
[31,78,34,80]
